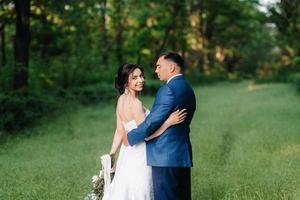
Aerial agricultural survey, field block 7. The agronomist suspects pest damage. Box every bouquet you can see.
[84,154,115,200]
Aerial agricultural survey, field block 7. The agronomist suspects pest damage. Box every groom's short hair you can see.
[161,52,184,69]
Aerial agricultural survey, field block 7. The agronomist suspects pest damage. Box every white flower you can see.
[92,175,99,184]
[89,192,97,200]
[90,193,98,200]
[99,170,103,178]
[85,192,98,200]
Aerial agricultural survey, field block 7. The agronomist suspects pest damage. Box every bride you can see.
[102,63,186,200]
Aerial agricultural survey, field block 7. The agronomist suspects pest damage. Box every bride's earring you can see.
[124,87,129,94]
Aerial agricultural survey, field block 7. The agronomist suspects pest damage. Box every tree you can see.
[0,1,14,67]
[99,0,109,68]
[269,0,300,69]
[13,0,30,90]
[0,20,7,67]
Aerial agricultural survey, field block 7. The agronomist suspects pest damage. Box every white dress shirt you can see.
[167,74,183,84]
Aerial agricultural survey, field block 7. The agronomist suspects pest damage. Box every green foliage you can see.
[268,0,300,73]
[2,0,299,93]
[0,83,114,133]
[185,70,227,85]
[68,83,117,105]
[292,56,300,68]
[0,65,13,93]
[2,0,300,135]
[0,92,57,132]
[143,79,162,95]
[288,72,300,91]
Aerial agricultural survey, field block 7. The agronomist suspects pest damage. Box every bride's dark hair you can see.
[115,63,144,94]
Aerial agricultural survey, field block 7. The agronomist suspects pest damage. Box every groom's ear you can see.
[170,63,176,73]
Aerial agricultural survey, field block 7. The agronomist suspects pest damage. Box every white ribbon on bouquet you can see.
[100,154,112,195]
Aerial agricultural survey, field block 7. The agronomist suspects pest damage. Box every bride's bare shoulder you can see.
[116,94,126,111]
[117,94,143,114]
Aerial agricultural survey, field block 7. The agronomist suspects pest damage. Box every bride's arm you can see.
[145,109,187,141]
[109,110,126,155]
[109,129,122,155]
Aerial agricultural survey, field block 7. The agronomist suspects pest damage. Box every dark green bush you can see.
[0,83,118,133]
[185,70,227,85]
[143,80,162,95]
[0,79,162,134]
[288,72,300,92]
[0,92,57,132]
[68,80,161,104]
[68,83,117,104]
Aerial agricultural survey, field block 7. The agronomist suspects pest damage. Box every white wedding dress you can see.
[102,110,154,200]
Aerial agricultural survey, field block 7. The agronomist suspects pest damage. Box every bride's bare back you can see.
[117,94,146,125]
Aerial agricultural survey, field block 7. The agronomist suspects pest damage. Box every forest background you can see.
[0,0,300,134]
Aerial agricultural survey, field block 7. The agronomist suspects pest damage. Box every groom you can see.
[125,52,196,200]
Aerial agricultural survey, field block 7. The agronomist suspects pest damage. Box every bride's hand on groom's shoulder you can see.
[166,109,187,126]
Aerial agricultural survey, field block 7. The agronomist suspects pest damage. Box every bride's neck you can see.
[127,89,138,98]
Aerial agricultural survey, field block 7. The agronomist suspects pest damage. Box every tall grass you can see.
[0,81,299,199]
[191,81,300,200]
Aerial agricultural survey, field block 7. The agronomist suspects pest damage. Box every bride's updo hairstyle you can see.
[115,63,144,94]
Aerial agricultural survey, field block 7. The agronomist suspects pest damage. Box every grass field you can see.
[0,81,300,199]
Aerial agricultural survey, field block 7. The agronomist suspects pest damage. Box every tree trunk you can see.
[0,25,6,66]
[196,1,216,76]
[115,1,123,67]
[100,0,108,69]
[13,0,30,90]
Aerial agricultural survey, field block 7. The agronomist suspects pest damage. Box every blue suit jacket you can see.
[127,75,196,167]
